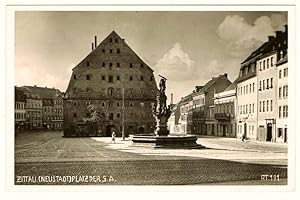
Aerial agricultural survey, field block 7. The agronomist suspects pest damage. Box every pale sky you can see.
[15,11,287,104]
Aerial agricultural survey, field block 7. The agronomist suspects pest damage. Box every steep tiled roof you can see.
[20,86,62,99]
[224,77,238,92]
[15,87,26,102]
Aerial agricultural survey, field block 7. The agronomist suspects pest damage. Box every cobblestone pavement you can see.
[15,131,288,185]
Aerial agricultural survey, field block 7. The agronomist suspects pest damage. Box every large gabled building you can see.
[64,31,158,137]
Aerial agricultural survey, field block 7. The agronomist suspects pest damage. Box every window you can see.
[252,103,255,113]
[102,49,105,53]
[267,59,269,69]
[73,75,77,80]
[86,75,90,80]
[115,38,118,43]
[129,76,133,81]
[102,75,105,80]
[140,76,144,81]
[102,62,105,67]
[246,105,248,114]
[117,102,120,107]
[108,88,113,96]
[283,86,286,97]
[117,75,120,81]
[109,63,113,67]
[109,38,113,43]
[280,50,283,59]
[266,79,269,89]
[279,106,282,118]
[270,78,273,88]
[270,57,273,67]
[246,85,248,94]
[86,88,90,92]
[130,63,133,68]
[109,76,113,83]
[286,105,288,117]
[266,100,269,112]
[286,86,288,97]
[263,80,265,90]
[249,104,252,114]
[260,62,262,71]
[110,49,113,53]
[263,60,266,70]
[129,102,134,107]
[102,102,105,107]
[141,63,144,68]
[284,68,288,77]
[279,70,282,78]
[109,113,113,120]
[259,81,262,91]
[278,128,282,138]
[260,101,262,112]
[117,49,120,54]
[73,113,77,118]
[249,84,251,93]
[283,106,286,118]
[279,87,282,98]
[270,100,273,111]
[117,63,120,67]
[87,61,90,67]
[253,83,255,92]
[263,101,265,112]
[117,113,120,118]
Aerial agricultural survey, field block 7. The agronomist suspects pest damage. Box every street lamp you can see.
[122,87,125,140]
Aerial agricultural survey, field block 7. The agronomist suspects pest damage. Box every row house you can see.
[169,74,231,135]
[213,80,237,137]
[18,85,64,130]
[276,54,288,143]
[15,87,26,132]
[237,25,287,142]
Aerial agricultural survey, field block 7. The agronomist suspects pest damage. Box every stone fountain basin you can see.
[131,134,205,149]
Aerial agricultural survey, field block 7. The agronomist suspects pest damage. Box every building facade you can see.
[63,31,157,137]
[169,74,231,135]
[276,54,288,143]
[15,87,26,132]
[213,81,237,137]
[19,86,64,130]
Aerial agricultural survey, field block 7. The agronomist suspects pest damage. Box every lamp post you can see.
[122,87,125,140]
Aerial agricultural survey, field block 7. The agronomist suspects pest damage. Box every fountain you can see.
[132,76,204,148]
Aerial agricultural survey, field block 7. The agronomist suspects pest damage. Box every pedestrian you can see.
[242,133,246,142]
[111,131,116,143]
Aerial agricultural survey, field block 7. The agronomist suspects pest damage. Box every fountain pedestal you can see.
[132,76,204,149]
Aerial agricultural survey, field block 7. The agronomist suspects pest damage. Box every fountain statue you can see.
[131,75,204,149]
[152,76,171,136]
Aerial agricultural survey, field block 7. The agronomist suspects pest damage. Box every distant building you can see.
[63,31,157,137]
[20,87,43,129]
[213,80,237,137]
[15,87,26,132]
[169,74,232,135]
[19,85,63,130]
[276,53,288,143]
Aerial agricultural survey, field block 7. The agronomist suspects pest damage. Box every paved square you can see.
[15,131,287,185]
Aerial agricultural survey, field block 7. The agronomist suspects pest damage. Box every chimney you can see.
[224,73,228,78]
[275,31,282,39]
[94,36,97,47]
[171,93,174,104]
[92,42,94,51]
[268,36,274,42]
[284,24,288,33]
[34,85,37,87]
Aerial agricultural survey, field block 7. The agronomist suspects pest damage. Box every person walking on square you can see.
[111,131,116,143]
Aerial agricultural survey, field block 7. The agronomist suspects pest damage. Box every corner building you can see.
[64,31,157,137]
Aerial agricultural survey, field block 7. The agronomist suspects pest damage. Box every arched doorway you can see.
[106,125,117,137]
